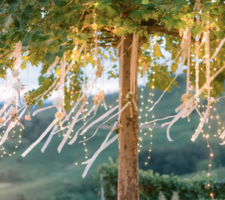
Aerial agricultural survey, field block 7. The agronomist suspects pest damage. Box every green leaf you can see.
[37,100,43,108]
[153,43,161,59]
[142,0,150,5]
[22,34,31,46]
[191,26,205,35]
[38,76,45,85]
[103,53,108,60]
[38,0,50,7]
[114,29,128,37]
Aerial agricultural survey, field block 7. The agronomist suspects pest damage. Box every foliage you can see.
[97,160,225,200]
[139,142,210,175]
[0,0,225,106]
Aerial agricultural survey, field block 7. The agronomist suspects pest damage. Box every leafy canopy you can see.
[0,0,225,106]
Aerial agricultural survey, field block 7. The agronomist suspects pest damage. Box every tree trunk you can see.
[118,34,139,200]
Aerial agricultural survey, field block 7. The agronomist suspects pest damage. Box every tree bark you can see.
[118,34,139,200]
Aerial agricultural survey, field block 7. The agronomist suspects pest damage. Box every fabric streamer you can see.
[41,92,83,152]
[118,36,124,149]
[195,0,201,97]
[47,56,60,76]
[148,28,191,112]
[191,106,210,142]
[205,25,211,124]
[79,105,123,143]
[0,95,15,117]
[57,98,86,153]
[32,105,55,116]
[41,125,58,153]
[79,105,120,137]
[22,118,59,157]
[64,43,85,76]
[143,64,225,142]
[130,33,139,93]
[82,121,118,178]
[68,106,97,145]
[186,28,191,95]
[0,106,26,145]
[210,37,225,61]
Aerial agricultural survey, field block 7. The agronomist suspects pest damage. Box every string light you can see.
[0,125,23,158]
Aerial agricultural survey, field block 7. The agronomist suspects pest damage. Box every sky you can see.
[0,41,171,103]
[0,61,121,103]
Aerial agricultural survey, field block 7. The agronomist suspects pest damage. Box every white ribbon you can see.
[57,99,86,153]
[191,105,210,142]
[41,125,58,153]
[64,43,85,76]
[22,118,59,157]
[14,41,22,69]
[148,28,193,112]
[0,106,26,145]
[0,96,15,117]
[32,105,55,116]
[82,121,118,178]
[162,101,196,141]
[68,106,96,145]
[130,33,139,93]
[210,38,225,61]
[79,105,121,143]
[79,105,120,136]
[35,78,59,106]
[147,63,225,142]
[47,56,60,77]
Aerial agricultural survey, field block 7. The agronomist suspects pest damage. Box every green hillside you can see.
[0,75,225,199]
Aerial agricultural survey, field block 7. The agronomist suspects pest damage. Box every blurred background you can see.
[0,74,225,200]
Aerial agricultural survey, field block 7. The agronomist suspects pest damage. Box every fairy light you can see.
[82,104,88,160]
[145,63,156,165]
[195,12,200,101]
[141,62,156,165]
[138,82,144,152]
[0,125,23,158]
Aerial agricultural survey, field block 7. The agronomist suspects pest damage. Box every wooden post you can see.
[118,34,139,200]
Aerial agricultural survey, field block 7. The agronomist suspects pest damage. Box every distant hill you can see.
[0,74,225,199]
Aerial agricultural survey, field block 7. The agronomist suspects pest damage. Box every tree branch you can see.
[0,50,14,60]
[142,19,196,43]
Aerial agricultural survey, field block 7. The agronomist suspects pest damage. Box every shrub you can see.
[97,161,225,200]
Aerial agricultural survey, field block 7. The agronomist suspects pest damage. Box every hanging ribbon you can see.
[0,106,26,145]
[64,43,85,77]
[57,97,86,153]
[22,118,59,157]
[41,92,83,152]
[195,0,201,97]
[0,95,15,117]
[82,121,118,178]
[191,105,210,142]
[79,105,119,137]
[14,41,22,69]
[32,105,55,116]
[130,33,139,93]
[68,105,97,145]
[41,125,58,153]
[148,28,190,112]
[143,64,225,142]
[125,92,138,118]
[205,24,211,124]
[210,37,225,61]
[186,27,191,97]
[81,104,133,145]
[35,78,59,106]
[47,56,60,77]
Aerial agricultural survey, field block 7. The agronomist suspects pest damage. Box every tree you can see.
[1,0,225,199]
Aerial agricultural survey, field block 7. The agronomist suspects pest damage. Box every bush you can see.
[97,161,225,200]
